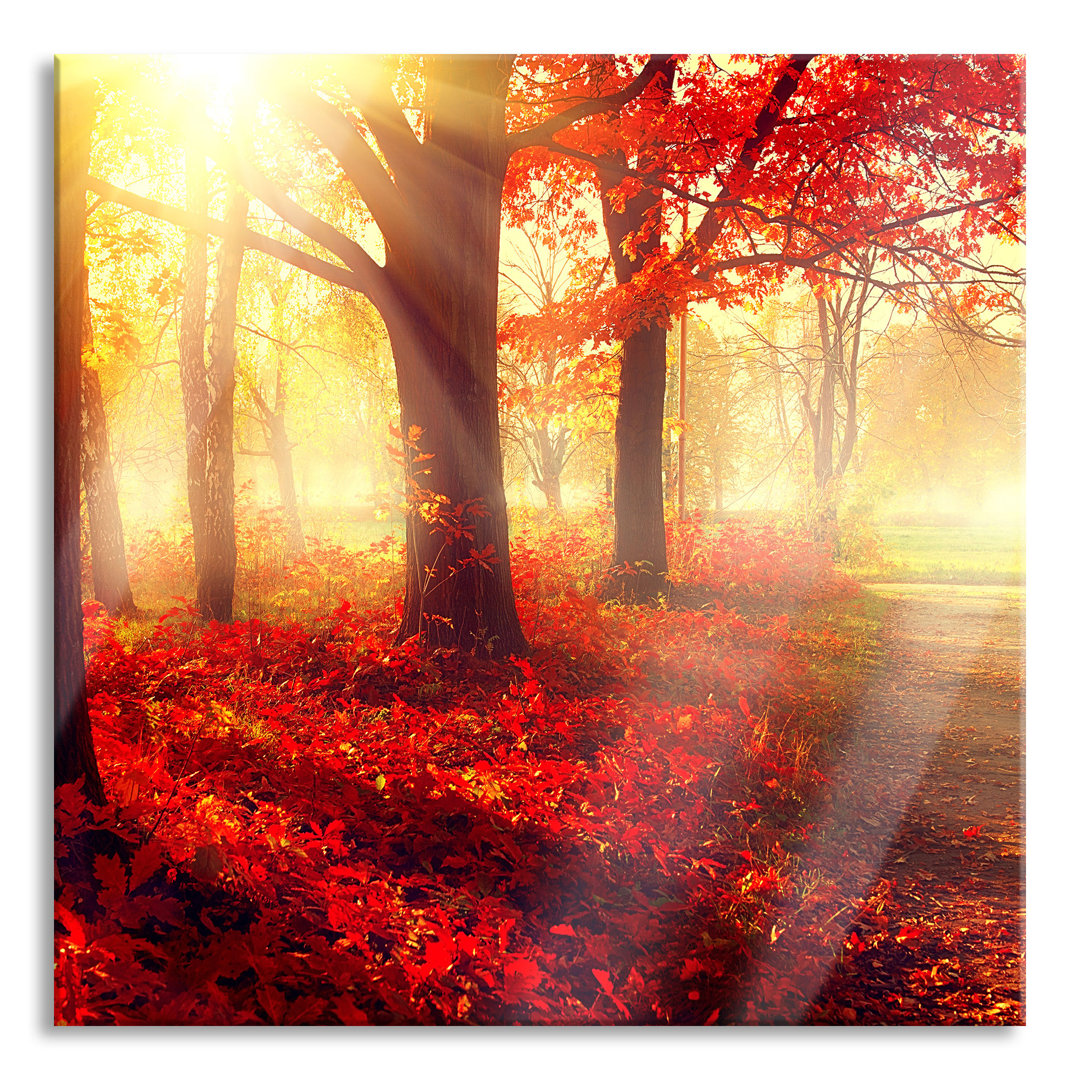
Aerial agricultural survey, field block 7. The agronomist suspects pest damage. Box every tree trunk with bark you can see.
[250,372,305,556]
[55,59,106,804]
[598,94,674,601]
[801,281,871,538]
[80,268,136,616]
[81,363,136,616]
[85,54,668,655]
[530,425,566,511]
[383,57,528,656]
[606,323,670,599]
[180,140,210,591]
[809,294,838,492]
[198,185,247,622]
[711,452,724,516]
[268,412,305,555]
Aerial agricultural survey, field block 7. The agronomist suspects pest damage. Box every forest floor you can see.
[56,520,1027,1025]
[739,583,1026,1023]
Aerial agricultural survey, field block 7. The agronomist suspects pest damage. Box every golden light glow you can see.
[168,54,253,128]
[170,53,250,93]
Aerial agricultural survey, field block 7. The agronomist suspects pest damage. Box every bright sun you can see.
[168,54,253,127]
[170,53,250,93]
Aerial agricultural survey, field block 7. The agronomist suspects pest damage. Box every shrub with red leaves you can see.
[56,514,861,1025]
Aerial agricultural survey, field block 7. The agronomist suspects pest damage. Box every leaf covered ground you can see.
[54,514,1023,1025]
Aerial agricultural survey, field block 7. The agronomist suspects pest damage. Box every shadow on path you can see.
[731,584,1025,1024]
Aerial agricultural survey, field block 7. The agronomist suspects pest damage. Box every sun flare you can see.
[170,53,250,94]
[168,53,253,127]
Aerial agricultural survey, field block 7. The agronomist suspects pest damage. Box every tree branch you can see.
[684,55,814,265]
[340,58,422,186]
[193,121,378,278]
[87,176,393,308]
[256,63,409,249]
[507,55,675,157]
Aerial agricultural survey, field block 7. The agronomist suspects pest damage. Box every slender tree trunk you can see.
[80,268,136,616]
[712,452,724,516]
[266,410,305,555]
[198,185,247,621]
[836,277,869,480]
[246,380,306,556]
[80,364,136,616]
[55,59,105,804]
[812,294,837,492]
[771,349,791,446]
[384,56,527,656]
[268,352,306,556]
[179,140,209,587]
[531,425,565,510]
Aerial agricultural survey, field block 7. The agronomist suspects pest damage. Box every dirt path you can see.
[732,584,1025,1024]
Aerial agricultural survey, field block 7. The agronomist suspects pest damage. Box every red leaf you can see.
[332,996,370,1025]
[738,695,751,718]
[592,968,614,996]
[128,844,162,890]
[93,852,128,893]
[54,902,86,949]
[257,985,287,1025]
[424,932,456,975]
[550,924,577,937]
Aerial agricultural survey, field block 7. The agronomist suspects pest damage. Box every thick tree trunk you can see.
[198,186,247,622]
[384,56,527,657]
[180,142,210,587]
[607,324,670,598]
[55,59,105,804]
[80,364,136,616]
[598,133,673,600]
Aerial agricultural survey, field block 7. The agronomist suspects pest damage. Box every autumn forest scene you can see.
[53,51,1025,1028]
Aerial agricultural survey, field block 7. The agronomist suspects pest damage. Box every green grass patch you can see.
[792,587,889,715]
[850,523,1025,585]
[302,512,403,549]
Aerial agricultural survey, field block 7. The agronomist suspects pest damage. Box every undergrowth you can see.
[58,510,883,1025]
